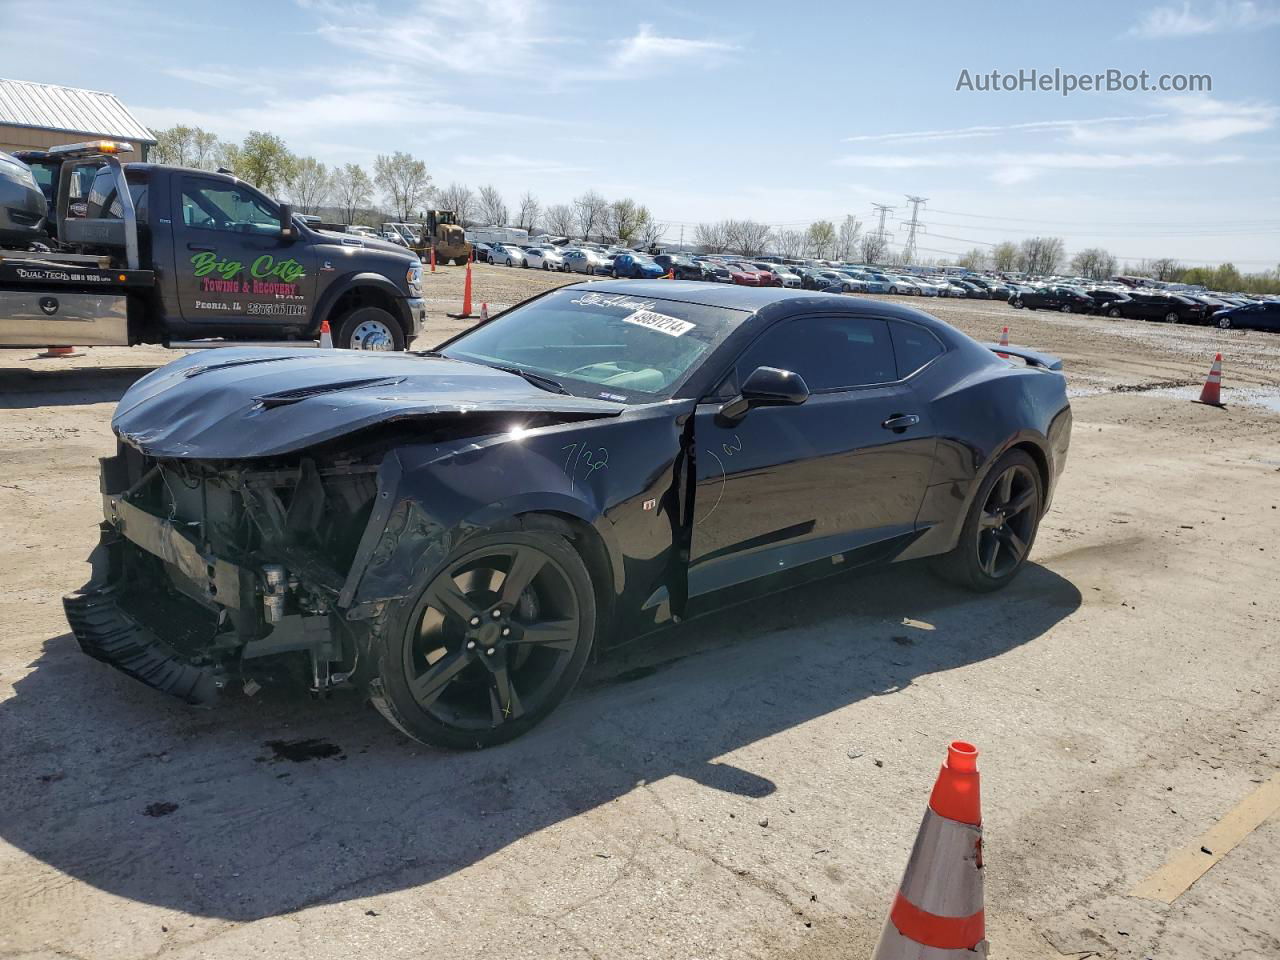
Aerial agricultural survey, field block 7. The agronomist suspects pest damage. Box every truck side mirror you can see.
[718,366,810,423]
[279,203,295,240]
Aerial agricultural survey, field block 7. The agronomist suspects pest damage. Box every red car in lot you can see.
[725,261,771,286]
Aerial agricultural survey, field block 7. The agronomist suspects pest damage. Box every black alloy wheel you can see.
[935,449,1042,592]
[367,528,595,748]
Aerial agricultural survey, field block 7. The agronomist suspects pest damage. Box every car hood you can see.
[112,348,623,460]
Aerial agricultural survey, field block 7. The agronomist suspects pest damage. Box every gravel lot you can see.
[1,279,1278,960]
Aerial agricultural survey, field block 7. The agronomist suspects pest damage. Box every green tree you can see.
[236,131,296,197]
[376,152,433,223]
[151,125,222,169]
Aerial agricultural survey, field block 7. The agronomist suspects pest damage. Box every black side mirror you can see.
[718,366,810,422]
[279,203,296,240]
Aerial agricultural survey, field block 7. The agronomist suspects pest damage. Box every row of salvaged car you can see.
[1008,283,1280,331]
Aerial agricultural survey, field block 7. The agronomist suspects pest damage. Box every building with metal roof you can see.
[0,77,156,159]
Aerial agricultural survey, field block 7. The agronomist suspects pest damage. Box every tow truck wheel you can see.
[336,306,405,351]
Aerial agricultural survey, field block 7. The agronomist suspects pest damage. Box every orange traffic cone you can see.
[1195,353,1224,407]
[430,245,436,273]
[37,345,81,358]
[996,326,1010,359]
[872,741,987,959]
[481,302,489,320]
[318,319,333,348]
[667,268,675,279]
[454,257,474,319]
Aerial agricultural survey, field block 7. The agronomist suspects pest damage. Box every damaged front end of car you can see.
[63,439,394,703]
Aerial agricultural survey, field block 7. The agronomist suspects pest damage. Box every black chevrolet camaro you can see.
[65,282,1072,748]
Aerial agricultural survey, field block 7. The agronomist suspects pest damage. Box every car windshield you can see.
[439,287,750,402]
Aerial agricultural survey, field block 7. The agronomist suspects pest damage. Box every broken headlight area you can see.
[64,441,385,703]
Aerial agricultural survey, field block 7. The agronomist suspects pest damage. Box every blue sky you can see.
[2,0,1277,267]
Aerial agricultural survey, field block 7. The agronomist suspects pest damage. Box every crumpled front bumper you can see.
[62,532,224,705]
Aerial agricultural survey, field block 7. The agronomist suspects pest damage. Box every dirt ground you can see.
[2,275,1279,960]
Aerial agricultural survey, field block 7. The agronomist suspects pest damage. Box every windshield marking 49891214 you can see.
[621,309,695,337]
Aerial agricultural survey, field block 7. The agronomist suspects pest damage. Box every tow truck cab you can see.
[0,142,425,350]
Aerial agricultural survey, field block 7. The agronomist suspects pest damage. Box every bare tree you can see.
[806,220,836,259]
[957,247,990,271]
[991,241,1019,273]
[693,221,728,253]
[859,232,888,264]
[476,184,509,226]
[574,191,609,241]
[1016,236,1066,276]
[331,163,373,224]
[434,183,475,226]
[516,191,540,233]
[374,151,432,222]
[544,203,576,236]
[724,219,773,257]
[286,157,331,215]
[152,125,222,169]
[1069,247,1117,280]
[637,212,665,250]
[775,229,806,259]
[1150,257,1181,281]
[835,215,862,261]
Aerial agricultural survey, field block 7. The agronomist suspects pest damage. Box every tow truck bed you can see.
[0,252,153,347]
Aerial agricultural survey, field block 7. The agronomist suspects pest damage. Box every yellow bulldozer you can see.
[413,210,472,265]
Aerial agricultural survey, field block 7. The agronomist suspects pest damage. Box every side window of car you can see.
[889,321,945,378]
[732,315,897,393]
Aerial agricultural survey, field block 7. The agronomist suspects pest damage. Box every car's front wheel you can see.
[365,523,597,749]
[1164,311,1179,324]
[1218,315,1232,329]
[1108,307,1122,318]
[934,449,1042,592]
[1012,298,1023,309]
[1060,304,1072,313]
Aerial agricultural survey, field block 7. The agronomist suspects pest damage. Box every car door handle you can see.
[882,414,920,432]
[187,243,215,252]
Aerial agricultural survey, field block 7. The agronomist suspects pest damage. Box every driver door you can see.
[687,314,938,603]
[170,174,316,333]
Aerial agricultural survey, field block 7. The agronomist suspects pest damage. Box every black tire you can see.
[1164,311,1179,324]
[1060,304,1072,313]
[1108,307,1122,318]
[1012,298,1024,309]
[364,523,597,749]
[1218,315,1232,329]
[933,449,1042,593]
[335,305,405,351]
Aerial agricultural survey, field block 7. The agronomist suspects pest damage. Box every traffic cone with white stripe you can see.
[996,326,1010,359]
[481,302,489,320]
[1195,353,1223,407]
[872,741,987,959]
[319,319,333,349]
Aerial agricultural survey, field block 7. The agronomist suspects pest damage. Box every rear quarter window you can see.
[889,321,945,378]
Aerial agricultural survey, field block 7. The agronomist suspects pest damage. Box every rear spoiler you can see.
[981,343,1063,371]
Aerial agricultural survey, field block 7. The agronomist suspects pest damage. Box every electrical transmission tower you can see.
[870,203,895,262]
[901,195,928,265]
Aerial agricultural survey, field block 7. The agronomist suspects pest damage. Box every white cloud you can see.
[612,24,738,68]
[844,115,1167,145]
[835,150,1246,184]
[1068,96,1276,145]
[1130,1,1280,37]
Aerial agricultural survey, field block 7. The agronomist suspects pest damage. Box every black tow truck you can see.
[1,142,425,351]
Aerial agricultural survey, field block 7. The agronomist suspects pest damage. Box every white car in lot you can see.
[523,246,566,271]
[752,261,802,287]
[491,243,528,267]
[562,248,609,274]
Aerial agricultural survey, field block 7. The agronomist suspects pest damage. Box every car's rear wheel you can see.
[335,305,405,351]
[1012,298,1023,308]
[934,449,1042,593]
[1060,304,1072,313]
[365,525,596,749]
[1108,307,1122,318]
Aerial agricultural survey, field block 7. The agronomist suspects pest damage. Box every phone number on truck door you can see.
[246,302,308,317]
